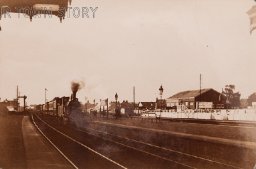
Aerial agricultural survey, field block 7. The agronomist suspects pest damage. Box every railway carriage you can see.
[36,95,83,125]
[57,96,70,118]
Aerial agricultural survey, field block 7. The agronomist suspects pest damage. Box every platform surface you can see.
[0,114,73,169]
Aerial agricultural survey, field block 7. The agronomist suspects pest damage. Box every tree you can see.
[222,85,241,108]
[248,92,256,106]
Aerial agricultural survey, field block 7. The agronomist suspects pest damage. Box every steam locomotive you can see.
[35,90,84,126]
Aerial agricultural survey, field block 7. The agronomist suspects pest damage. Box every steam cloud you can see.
[71,81,85,93]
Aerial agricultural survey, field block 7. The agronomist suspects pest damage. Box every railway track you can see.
[78,127,243,169]
[32,114,249,169]
[32,115,126,169]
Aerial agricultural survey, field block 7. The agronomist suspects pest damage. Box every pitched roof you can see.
[248,92,256,99]
[139,102,155,107]
[168,88,213,99]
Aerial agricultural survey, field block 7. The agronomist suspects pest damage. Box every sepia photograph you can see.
[0,0,256,168]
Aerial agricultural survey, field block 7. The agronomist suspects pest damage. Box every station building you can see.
[0,99,19,114]
[166,88,226,109]
[138,102,156,110]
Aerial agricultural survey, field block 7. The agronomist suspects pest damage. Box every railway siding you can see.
[89,120,256,169]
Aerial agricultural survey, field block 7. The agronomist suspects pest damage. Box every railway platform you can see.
[22,116,73,169]
[0,114,73,169]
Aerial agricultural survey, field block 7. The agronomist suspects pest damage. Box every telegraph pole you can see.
[200,74,201,100]
[133,86,135,110]
[17,85,19,111]
[199,74,202,110]
[17,86,19,99]
[106,98,109,119]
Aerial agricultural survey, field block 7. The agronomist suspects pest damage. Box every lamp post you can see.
[159,85,164,110]
[45,88,48,104]
[106,98,109,119]
[115,93,118,108]
[24,95,27,112]
[100,99,102,114]
[115,93,118,118]
[85,97,87,113]
[159,85,163,100]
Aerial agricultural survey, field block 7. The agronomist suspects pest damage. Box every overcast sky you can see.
[0,0,256,104]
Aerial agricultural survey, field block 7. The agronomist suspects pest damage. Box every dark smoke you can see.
[71,81,85,93]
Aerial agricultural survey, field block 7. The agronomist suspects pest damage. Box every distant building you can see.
[138,102,156,110]
[252,102,256,109]
[120,100,134,115]
[166,88,226,109]
[107,101,134,115]
[155,98,167,110]
[240,99,249,109]
[248,92,256,107]
[83,101,97,112]
[0,99,19,113]
[108,101,117,113]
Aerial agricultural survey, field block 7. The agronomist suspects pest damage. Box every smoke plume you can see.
[71,81,85,93]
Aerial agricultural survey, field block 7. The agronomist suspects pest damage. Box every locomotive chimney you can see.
[71,93,76,101]
[72,92,77,100]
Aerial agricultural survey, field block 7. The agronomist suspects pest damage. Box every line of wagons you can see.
[34,96,83,122]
